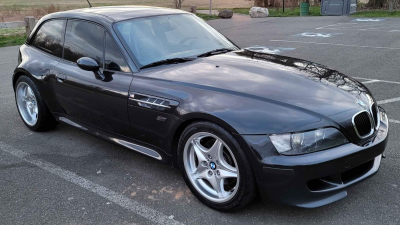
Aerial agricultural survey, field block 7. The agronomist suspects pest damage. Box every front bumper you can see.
[242,111,389,208]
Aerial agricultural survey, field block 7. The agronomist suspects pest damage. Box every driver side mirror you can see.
[77,57,100,71]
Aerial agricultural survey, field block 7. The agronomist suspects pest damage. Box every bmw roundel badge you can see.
[357,100,367,108]
[210,162,216,170]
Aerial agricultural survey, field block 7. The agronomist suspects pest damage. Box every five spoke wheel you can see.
[16,82,39,126]
[183,132,239,203]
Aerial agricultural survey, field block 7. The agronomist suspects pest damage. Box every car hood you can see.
[139,50,372,118]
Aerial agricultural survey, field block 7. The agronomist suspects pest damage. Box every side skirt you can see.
[53,113,171,165]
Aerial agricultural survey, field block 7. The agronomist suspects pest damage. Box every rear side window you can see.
[63,20,104,65]
[105,33,130,72]
[31,20,65,58]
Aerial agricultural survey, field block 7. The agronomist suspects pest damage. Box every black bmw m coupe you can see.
[13,6,389,211]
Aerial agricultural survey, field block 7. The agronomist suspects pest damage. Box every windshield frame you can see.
[112,13,239,71]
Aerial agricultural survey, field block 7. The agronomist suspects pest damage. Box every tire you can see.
[14,75,58,131]
[178,121,257,211]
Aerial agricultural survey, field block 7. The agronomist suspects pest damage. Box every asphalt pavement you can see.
[0,15,399,224]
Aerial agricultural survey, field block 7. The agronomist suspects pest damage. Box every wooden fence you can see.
[0,16,36,36]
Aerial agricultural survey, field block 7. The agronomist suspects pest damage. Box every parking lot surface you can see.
[1,15,400,224]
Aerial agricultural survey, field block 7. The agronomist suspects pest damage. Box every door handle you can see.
[56,73,67,82]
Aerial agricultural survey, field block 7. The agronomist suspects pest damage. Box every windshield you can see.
[114,14,238,68]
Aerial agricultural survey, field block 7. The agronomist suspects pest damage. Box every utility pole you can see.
[209,0,212,15]
[283,0,285,13]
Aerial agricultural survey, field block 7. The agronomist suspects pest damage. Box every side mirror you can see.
[77,57,99,71]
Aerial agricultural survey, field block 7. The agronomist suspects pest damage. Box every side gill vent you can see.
[135,97,170,111]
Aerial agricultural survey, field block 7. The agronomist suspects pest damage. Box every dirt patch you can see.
[122,182,194,204]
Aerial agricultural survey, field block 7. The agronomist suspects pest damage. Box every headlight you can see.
[269,128,348,155]
[379,107,388,125]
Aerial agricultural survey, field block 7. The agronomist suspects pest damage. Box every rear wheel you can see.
[15,75,58,131]
[178,121,256,211]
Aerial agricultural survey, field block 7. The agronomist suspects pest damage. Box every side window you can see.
[31,20,65,58]
[63,20,104,66]
[105,33,130,73]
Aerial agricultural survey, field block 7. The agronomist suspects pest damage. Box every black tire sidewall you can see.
[178,121,255,211]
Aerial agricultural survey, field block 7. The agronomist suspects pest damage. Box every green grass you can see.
[0,34,26,47]
[196,13,219,20]
[352,10,400,17]
[0,27,24,36]
[232,6,321,16]
[0,28,26,47]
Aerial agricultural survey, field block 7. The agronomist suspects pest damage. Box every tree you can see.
[388,0,399,12]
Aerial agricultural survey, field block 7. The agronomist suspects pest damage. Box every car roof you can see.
[46,6,190,23]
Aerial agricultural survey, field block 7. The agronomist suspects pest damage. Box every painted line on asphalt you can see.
[293,32,342,38]
[316,28,396,33]
[315,23,359,30]
[269,40,400,50]
[316,22,400,32]
[362,80,381,84]
[317,25,400,30]
[353,77,400,85]
[352,18,386,22]
[389,119,400,124]
[0,141,184,225]
[377,97,400,105]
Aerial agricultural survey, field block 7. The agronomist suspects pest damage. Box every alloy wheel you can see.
[16,82,39,126]
[183,132,239,203]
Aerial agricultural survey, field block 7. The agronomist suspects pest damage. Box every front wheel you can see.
[178,121,256,211]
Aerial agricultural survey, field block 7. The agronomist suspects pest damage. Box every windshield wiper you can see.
[197,48,234,58]
[140,57,197,69]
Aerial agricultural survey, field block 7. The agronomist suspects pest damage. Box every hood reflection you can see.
[140,49,371,117]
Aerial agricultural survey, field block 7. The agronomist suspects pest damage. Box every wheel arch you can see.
[12,68,35,90]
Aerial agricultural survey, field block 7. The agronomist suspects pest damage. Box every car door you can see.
[114,19,182,152]
[52,19,133,137]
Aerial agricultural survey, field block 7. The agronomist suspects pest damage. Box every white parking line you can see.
[316,21,399,32]
[315,23,359,29]
[293,32,342,38]
[389,119,400,124]
[0,141,184,225]
[269,40,400,50]
[378,97,400,105]
[317,28,391,33]
[317,25,400,30]
[362,80,380,84]
[353,77,400,85]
